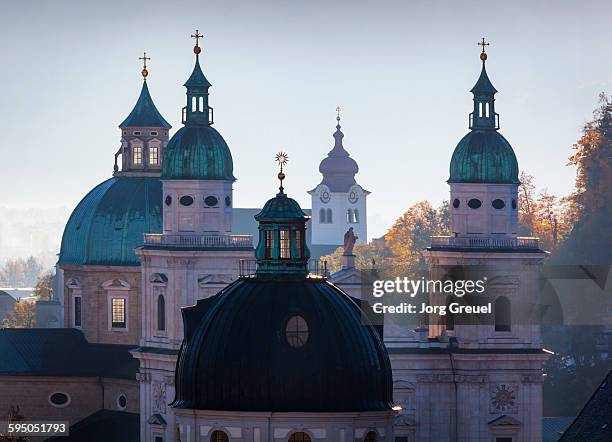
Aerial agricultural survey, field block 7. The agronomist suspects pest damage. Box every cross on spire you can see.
[191,29,203,46]
[139,51,151,80]
[336,106,341,123]
[478,37,490,61]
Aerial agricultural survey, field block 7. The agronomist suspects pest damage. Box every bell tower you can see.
[116,52,171,176]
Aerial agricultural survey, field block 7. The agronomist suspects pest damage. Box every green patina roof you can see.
[161,125,234,180]
[255,191,308,221]
[184,57,212,89]
[59,177,162,266]
[119,82,171,129]
[448,130,519,184]
[470,63,498,95]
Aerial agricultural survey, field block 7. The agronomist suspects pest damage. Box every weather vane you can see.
[191,29,203,55]
[336,106,341,123]
[275,152,289,193]
[139,51,150,80]
[478,37,490,61]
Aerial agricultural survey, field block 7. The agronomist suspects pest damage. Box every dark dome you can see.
[161,125,234,181]
[448,130,519,184]
[173,277,393,412]
[318,124,359,192]
[255,192,307,221]
[59,177,162,266]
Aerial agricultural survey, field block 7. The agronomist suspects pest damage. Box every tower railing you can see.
[144,233,253,248]
[239,259,329,278]
[430,236,540,250]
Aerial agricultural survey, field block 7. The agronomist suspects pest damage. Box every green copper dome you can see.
[161,125,234,180]
[448,56,519,185]
[448,130,519,184]
[59,177,162,266]
[255,191,307,221]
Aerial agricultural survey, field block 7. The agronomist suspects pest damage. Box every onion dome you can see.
[171,157,393,412]
[161,36,234,181]
[119,81,171,129]
[317,115,359,192]
[59,177,162,266]
[448,41,519,184]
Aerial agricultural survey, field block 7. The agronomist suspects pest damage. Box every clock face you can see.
[348,191,358,204]
[320,191,330,204]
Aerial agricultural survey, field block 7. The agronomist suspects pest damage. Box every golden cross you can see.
[191,29,203,47]
[336,106,341,122]
[478,37,490,54]
[139,52,150,69]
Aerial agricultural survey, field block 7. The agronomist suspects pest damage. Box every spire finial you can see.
[191,29,203,56]
[336,106,341,124]
[275,152,289,194]
[139,51,151,80]
[478,37,490,61]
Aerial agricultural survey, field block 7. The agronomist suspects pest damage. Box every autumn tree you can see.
[385,201,449,275]
[2,300,35,328]
[33,270,54,301]
[319,242,392,274]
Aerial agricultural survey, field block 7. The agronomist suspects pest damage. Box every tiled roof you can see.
[560,370,612,441]
[48,410,139,442]
[0,328,137,379]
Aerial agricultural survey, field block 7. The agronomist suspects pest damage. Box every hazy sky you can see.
[1,0,611,239]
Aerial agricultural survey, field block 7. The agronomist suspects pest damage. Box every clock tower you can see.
[309,110,369,249]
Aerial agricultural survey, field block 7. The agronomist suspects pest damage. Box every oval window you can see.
[285,315,309,348]
[117,394,127,409]
[49,392,70,407]
[225,196,231,207]
[179,195,194,206]
[492,199,505,209]
[452,198,460,209]
[204,196,219,207]
[467,199,482,209]
[165,195,172,206]
[511,199,517,210]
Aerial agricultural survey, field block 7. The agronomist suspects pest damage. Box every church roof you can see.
[317,123,360,192]
[470,63,498,95]
[559,369,612,441]
[184,56,212,88]
[119,81,171,129]
[59,176,162,266]
[47,410,139,442]
[172,278,393,412]
[0,328,138,379]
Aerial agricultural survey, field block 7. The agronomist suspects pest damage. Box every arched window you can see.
[354,209,359,223]
[319,208,326,224]
[191,96,196,112]
[326,208,333,223]
[288,432,311,442]
[210,430,229,442]
[199,97,204,112]
[364,431,378,442]
[479,102,483,117]
[157,295,165,331]
[495,296,511,332]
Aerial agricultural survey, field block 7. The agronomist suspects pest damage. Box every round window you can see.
[117,394,127,409]
[452,198,460,209]
[511,199,517,210]
[225,196,231,207]
[165,195,172,206]
[320,191,330,204]
[467,198,482,209]
[285,315,309,348]
[179,195,194,206]
[204,196,219,207]
[49,392,70,407]
[492,199,505,209]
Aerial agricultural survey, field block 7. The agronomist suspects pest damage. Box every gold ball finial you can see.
[480,52,487,61]
[191,29,203,55]
[194,45,202,55]
[141,68,149,79]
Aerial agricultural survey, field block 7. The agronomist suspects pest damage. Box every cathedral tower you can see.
[416,41,549,441]
[132,32,253,442]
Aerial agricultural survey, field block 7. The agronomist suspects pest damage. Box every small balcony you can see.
[239,259,330,278]
[430,236,541,250]
[143,233,253,249]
